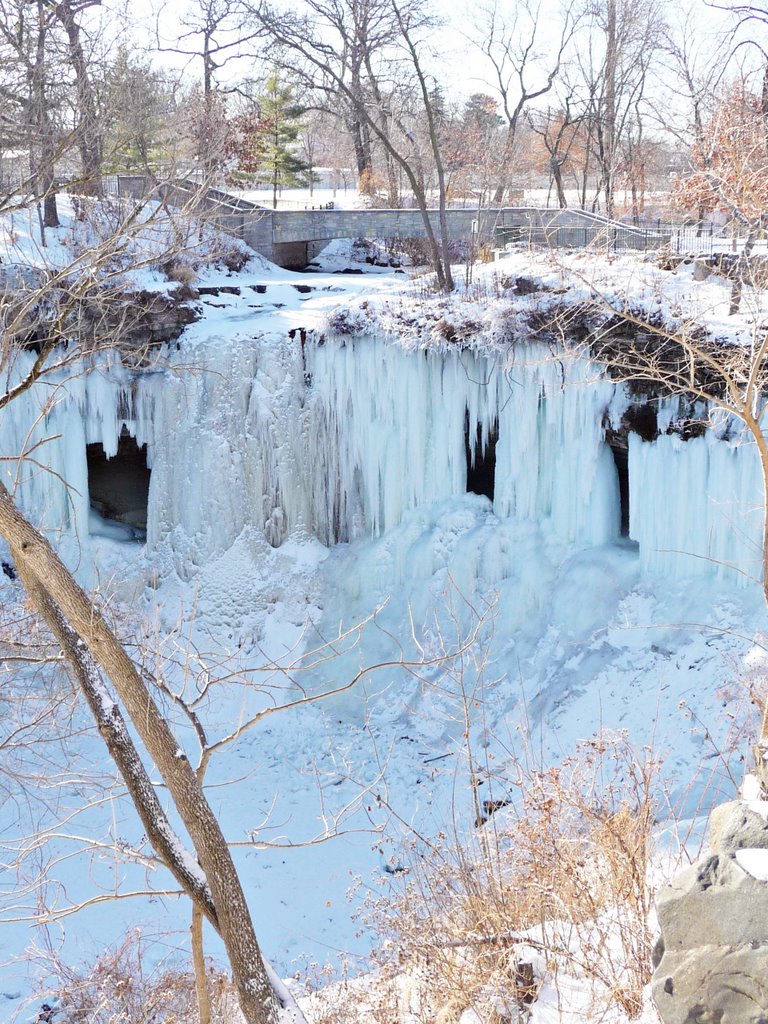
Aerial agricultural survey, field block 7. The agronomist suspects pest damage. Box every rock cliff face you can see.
[653,799,768,1023]
[0,265,199,353]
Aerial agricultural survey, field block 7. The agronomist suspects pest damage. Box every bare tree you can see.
[0,190,303,1023]
[166,0,257,98]
[47,0,104,196]
[299,114,321,196]
[674,79,768,311]
[155,0,261,179]
[446,93,506,207]
[0,484,288,1024]
[576,0,664,218]
[527,89,586,208]
[657,8,731,231]
[475,0,579,204]
[311,109,358,196]
[248,0,456,289]
[0,0,65,231]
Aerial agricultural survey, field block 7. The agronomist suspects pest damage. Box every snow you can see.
[735,848,768,880]
[2,210,768,1023]
[742,773,766,802]
[235,186,368,211]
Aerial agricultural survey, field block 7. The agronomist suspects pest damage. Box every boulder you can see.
[692,260,711,282]
[710,800,768,853]
[656,853,768,951]
[653,804,768,1024]
[652,943,768,1023]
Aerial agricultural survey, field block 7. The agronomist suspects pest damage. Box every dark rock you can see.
[623,403,659,442]
[514,276,548,295]
[197,285,241,296]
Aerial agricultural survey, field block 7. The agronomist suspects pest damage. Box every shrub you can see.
[214,244,251,273]
[160,258,198,285]
[32,931,238,1024]
[326,304,376,336]
[359,732,661,1023]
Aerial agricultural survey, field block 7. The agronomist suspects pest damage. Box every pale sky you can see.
[112,0,744,111]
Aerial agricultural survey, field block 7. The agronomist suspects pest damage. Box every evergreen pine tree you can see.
[258,71,310,208]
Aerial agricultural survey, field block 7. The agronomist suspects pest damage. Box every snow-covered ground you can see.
[0,199,766,1023]
[236,186,368,211]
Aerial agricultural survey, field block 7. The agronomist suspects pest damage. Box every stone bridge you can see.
[119,178,670,269]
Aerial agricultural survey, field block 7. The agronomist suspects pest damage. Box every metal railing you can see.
[495,224,670,252]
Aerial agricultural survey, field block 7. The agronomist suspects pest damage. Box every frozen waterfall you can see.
[0,334,763,591]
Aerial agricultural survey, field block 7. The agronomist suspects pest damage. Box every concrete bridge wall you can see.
[262,207,669,268]
[271,208,498,244]
[120,179,669,269]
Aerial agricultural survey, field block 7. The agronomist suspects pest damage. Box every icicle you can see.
[629,424,763,586]
[1,333,764,593]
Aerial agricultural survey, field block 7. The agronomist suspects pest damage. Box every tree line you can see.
[3,0,768,227]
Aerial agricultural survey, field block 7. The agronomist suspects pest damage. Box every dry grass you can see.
[160,257,198,285]
[354,732,661,1023]
[41,931,238,1024]
[301,970,402,1024]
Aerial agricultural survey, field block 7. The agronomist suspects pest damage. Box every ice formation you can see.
[0,334,763,591]
[630,426,763,584]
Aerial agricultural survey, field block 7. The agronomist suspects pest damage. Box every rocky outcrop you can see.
[71,286,200,354]
[652,798,768,1023]
[1,269,199,356]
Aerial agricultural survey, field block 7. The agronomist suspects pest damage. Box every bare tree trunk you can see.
[349,47,373,184]
[551,157,567,208]
[349,116,374,189]
[392,1,453,290]
[384,149,400,207]
[50,0,102,196]
[696,204,707,238]
[348,63,374,190]
[192,904,213,1024]
[32,0,59,228]
[492,123,518,205]
[729,231,756,314]
[601,0,617,220]
[0,482,279,1024]
[743,411,768,749]
[631,176,640,225]
[11,557,221,927]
